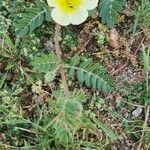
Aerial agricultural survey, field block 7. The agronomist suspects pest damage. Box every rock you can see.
[132,107,142,118]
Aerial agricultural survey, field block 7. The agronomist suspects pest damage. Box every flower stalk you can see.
[54,23,69,95]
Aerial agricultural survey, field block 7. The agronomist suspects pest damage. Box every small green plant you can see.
[132,0,150,35]
[62,30,79,51]
[1,0,150,149]
[137,45,150,150]
[0,32,17,60]
[118,45,150,150]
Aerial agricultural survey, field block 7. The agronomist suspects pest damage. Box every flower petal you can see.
[83,0,98,10]
[47,0,56,7]
[70,8,88,25]
[51,8,71,26]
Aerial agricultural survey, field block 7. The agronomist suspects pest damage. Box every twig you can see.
[0,143,36,149]
[77,35,92,55]
[54,24,69,95]
[121,98,145,108]
[134,38,145,55]
[110,63,127,75]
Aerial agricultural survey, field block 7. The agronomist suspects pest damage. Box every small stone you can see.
[132,107,142,118]
[6,72,13,81]
[125,112,129,118]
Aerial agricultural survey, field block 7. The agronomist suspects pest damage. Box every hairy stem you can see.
[54,23,69,95]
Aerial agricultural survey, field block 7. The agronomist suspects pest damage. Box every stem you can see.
[146,71,149,95]
[137,106,149,150]
[54,24,69,95]
[137,71,149,150]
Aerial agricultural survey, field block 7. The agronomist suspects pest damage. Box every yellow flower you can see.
[47,0,98,26]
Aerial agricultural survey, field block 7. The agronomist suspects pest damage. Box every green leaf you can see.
[77,70,85,84]
[142,45,150,72]
[65,55,114,93]
[15,1,51,36]
[70,55,80,66]
[99,0,126,27]
[45,71,56,83]
[95,118,117,141]
[31,52,59,73]
[65,101,82,116]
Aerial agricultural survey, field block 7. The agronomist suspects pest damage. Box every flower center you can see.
[56,0,82,13]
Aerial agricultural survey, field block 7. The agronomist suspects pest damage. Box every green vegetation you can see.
[0,0,150,149]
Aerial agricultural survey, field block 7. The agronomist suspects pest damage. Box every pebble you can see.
[132,107,142,118]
